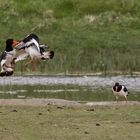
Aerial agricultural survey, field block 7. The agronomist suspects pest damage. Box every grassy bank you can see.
[0,105,140,140]
[1,0,140,74]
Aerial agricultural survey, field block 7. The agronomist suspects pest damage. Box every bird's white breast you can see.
[112,86,128,97]
[25,46,41,59]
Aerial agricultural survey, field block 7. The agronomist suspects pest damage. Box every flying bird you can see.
[0,39,20,76]
[0,34,54,76]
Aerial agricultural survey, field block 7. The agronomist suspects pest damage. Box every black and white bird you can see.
[0,39,20,76]
[15,33,54,61]
[112,82,129,108]
[0,34,54,76]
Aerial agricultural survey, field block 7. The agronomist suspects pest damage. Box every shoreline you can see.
[0,98,139,107]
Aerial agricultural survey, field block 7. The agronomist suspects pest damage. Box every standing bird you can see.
[112,82,129,108]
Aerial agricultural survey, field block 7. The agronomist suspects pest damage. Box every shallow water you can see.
[0,75,140,91]
[0,77,139,101]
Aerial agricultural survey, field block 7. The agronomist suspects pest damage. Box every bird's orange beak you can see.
[12,40,20,48]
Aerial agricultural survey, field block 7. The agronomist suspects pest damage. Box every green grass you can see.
[0,105,139,140]
[1,0,140,74]
[0,84,139,101]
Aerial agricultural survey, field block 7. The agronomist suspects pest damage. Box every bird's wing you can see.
[15,38,40,53]
[14,49,29,63]
[40,44,49,48]
[123,86,128,92]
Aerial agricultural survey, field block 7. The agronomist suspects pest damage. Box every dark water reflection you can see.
[0,84,139,101]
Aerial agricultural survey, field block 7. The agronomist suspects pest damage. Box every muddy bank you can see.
[0,98,81,107]
[0,75,140,91]
[0,98,139,107]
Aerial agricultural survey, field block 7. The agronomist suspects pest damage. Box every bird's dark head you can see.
[5,39,20,52]
[115,82,120,87]
[5,39,14,52]
[6,39,13,46]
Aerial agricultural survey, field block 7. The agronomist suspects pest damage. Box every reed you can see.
[0,0,140,75]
